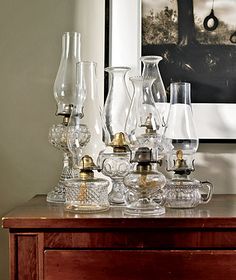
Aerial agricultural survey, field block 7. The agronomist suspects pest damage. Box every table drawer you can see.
[44,249,236,280]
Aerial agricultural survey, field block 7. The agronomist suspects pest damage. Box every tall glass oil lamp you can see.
[124,147,166,216]
[64,155,110,213]
[163,82,213,208]
[125,76,163,161]
[47,32,82,203]
[98,132,130,205]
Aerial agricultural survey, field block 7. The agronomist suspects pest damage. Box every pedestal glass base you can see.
[124,199,165,216]
[108,181,126,205]
[65,204,109,213]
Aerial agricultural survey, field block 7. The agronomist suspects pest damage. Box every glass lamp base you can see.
[46,183,65,203]
[65,204,110,213]
[124,200,165,216]
[108,181,126,205]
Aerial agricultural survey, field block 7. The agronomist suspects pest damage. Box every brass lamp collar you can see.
[62,116,70,126]
[141,113,158,134]
[174,149,188,169]
[79,170,94,180]
[136,163,152,173]
[78,155,97,180]
[109,132,129,153]
[174,149,193,176]
[79,155,96,169]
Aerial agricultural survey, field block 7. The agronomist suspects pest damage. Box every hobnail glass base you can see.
[46,183,65,203]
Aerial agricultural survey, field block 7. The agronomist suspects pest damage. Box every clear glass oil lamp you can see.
[164,150,213,209]
[47,32,81,203]
[124,147,166,216]
[98,132,130,205]
[65,155,110,213]
[125,76,163,161]
[103,67,131,143]
[163,82,213,208]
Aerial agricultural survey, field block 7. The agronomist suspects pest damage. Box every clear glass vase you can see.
[140,56,168,129]
[125,76,163,161]
[103,67,131,143]
[54,32,81,116]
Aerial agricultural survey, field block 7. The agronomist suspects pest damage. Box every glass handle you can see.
[200,181,213,204]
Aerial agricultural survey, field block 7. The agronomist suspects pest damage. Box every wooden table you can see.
[2,194,236,280]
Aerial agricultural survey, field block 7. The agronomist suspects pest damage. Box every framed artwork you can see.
[105,0,236,142]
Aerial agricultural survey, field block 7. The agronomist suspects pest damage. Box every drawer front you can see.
[44,250,236,280]
[44,230,236,249]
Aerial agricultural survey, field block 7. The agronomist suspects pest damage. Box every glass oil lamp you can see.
[164,150,213,209]
[123,147,166,216]
[47,32,81,203]
[163,82,213,208]
[125,76,163,161]
[65,155,110,213]
[98,132,130,205]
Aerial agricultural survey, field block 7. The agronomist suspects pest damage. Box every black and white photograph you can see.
[107,0,236,140]
[142,0,236,103]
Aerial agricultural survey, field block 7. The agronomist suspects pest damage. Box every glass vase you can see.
[140,56,168,129]
[54,32,81,116]
[103,67,131,143]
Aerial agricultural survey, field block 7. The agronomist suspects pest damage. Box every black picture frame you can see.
[104,0,236,143]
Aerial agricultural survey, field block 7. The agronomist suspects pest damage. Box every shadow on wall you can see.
[195,144,236,194]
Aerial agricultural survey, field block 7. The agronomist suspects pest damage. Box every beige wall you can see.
[0,1,104,279]
[0,1,236,279]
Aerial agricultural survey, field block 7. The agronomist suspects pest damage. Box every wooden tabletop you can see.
[2,194,236,229]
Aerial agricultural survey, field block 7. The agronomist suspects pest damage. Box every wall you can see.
[0,1,104,279]
[0,1,236,279]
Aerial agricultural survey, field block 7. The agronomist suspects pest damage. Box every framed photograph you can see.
[105,0,236,142]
